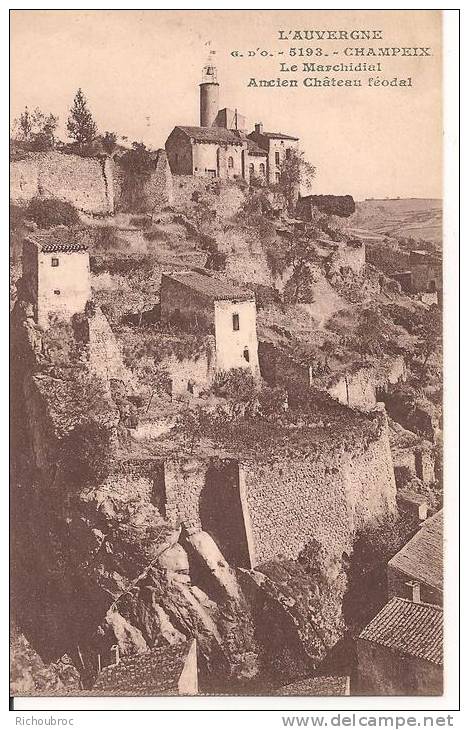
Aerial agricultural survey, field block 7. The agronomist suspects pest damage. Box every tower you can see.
[199,58,219,127]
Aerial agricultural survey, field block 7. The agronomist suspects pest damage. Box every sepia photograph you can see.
[8,8,455,708]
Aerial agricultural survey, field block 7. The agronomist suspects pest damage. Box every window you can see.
[286,148,291,160]
[51,258,59,267]
[232,313,240,331]
[54,289,61,295]
[228,156,234,168]
[248,163,254,176]
[275,172,281,183]
[259,163,265,176]
[243,347,250,362]
[275,151,280,165]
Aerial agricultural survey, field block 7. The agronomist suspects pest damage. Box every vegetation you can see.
[11,106,59,150]
[25,198,80,229]
[275,149,316,212]
[67,88,97,148]
[118,142,155,212]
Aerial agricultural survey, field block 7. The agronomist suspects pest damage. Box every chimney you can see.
[110,644,120,665]
[405,580,421,603]
[254,122,263,135]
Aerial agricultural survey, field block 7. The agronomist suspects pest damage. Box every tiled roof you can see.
[40,243,89,253]
[163,270,254,301]
[276,676,350,696]
[92,642,193,696]
[175,126,244,145]
[262,131,299,141]
[359,597,443,665]
[388,511,443,591]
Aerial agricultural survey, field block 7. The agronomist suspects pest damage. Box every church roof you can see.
[162,270,253,301]
[388,511,443,592]
[174,126,245,145]
[359,597,443,665]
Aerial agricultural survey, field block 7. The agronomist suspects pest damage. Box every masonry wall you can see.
[113,150,173,213]
[357,639,442,695]
[162,344,215,396]
[87,307,132,385]
[242,418,396,566]
[10,152,112,214]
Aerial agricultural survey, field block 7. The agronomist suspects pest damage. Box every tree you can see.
[276,149,316,212]
[67,89,97,147]
[283,226,320,304]
[12,106,58,149]
[102,131,118,155]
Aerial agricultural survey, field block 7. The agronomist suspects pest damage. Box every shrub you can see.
[130,216,152,229]
[26,198,80,229]
[211,368,256,402]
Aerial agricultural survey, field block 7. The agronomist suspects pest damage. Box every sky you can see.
[10,9,442,201]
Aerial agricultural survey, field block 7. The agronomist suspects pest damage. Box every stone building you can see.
[247,123,299,185]
[165,60,297,183]
[391,249,442,303]
[22,238,91,329]
[160,270,260,377]
[357,597,443,695]
[387,510,443,606]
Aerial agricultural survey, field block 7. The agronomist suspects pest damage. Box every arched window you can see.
[228,156,234,169]
[248,163,254,176]
[259,163,265,176]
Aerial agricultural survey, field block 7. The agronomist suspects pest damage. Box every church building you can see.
[165,60,298,184]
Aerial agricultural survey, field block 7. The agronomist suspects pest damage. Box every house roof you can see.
[276,676,350,696]
[359,597,443,665]
[388,511,443,592]
[261,131,299,141]
[163,270,254,301]
[174,126,244,146]
[40,243,89,253]
[92,641,194,696]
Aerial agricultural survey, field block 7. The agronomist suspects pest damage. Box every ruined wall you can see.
[259,342,311,389]
[242,415,396,566]
[11,150,172,215]
[163,344,215,397]
[10,152,112,214]
[327,367,377,412]
[87,307,132,385]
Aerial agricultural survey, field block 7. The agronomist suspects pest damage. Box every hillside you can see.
[347,198,442,247]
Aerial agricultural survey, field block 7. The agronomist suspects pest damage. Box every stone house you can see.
[387,510,443,606]
[391,249,442,303]
[357,597,443,695]
[160,270,260,378]
[22,238,90,329]
[247,123,299,185]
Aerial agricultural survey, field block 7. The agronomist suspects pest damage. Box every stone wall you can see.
[87,306,132,385]
[10,152,112,214]
[10,150,173,215]
[242,414,396,566]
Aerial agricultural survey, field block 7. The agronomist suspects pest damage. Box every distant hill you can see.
[347,198,442,247]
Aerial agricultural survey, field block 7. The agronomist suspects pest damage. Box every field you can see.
[346,198,442,247]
